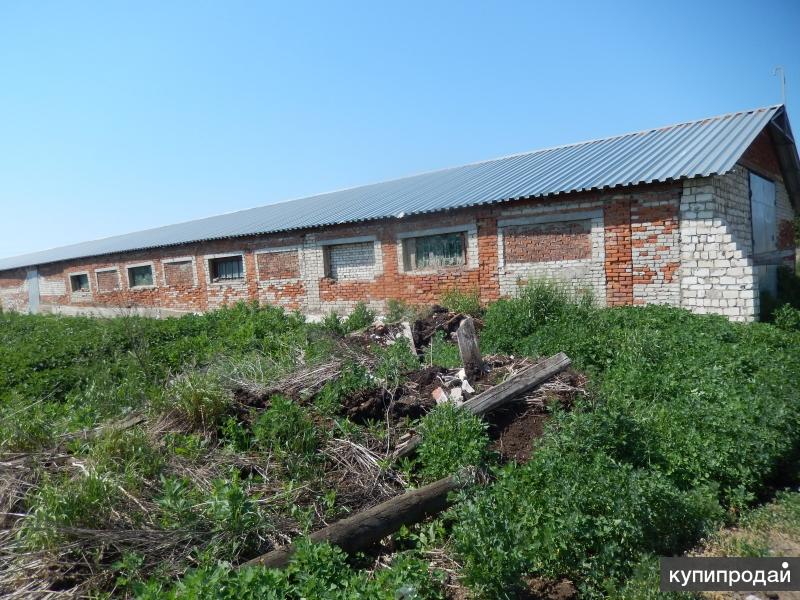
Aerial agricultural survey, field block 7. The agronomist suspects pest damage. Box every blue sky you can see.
[1,0,798,259]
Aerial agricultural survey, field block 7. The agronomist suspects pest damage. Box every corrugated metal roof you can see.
[0,104,790,271]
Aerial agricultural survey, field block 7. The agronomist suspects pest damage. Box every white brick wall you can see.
[327,241,376,281]
[679,167,758,321]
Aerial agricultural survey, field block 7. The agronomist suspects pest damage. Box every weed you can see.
[90,427,164,490]
[374,338,419,392]
[416,402,489,482]
[203,473,266,559]
[343,301,375,332]
[140,538,444,599]
[774,303,800,331]
[159,371,231,432]
[156,476,199,529]
[21,473,119,549]
[253,396,319,474]
[424,330,462,368]
[440,287,482,315]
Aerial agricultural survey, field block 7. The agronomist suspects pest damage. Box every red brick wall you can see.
[603,199,634,306]
[96,270,120,292]
[163,261,194,287]
[503,221,591,263]
[740,130,782,180]
[256,250,300,280]
[1,181,690,315]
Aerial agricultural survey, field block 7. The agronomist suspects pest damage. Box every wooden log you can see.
[393,352,571,460]
[244,472,468,569]
[456,317,484,380]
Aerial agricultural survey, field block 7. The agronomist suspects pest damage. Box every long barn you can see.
[1,105,798,322]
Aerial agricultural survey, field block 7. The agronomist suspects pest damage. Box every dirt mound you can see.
[518,577,578,600]
[412,305,478,349]
[341,367,445,423]
[487,403,548,463]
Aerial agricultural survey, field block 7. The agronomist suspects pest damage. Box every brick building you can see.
[1,105,798,322]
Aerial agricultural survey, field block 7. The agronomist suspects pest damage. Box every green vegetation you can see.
[416,402,489,482]
[439,287,482,316]
[453,282,800,597]
[137,539,443,599]
[2,285,799,598]
[700,490,800,558]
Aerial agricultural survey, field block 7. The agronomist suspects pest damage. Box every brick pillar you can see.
[477,215,500,303]
[604,199,633,306]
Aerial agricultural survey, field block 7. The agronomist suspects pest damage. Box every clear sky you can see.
[1,0,798,259]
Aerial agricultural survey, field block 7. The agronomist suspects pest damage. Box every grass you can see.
[1,288,799,598]
[451,281,800,597]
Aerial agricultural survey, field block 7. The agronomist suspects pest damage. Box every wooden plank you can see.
[244,473,466,569]
[393,352,571,460]
[456,317,484,379]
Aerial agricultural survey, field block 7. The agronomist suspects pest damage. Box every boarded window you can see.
[164,260,195,287]
[70,273,90,292]
[96,270,119,292]
[128,265,154,287]
[503,220,591,264]
[403,232,465,270]
[257,250,300,280]
[326,242,375,280]
[209,256,244,282]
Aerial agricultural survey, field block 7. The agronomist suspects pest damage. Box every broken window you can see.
[127,265,154,288]
[404,232,465,270]
[70,273,90,292]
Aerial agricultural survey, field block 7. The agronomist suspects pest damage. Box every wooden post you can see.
[393,352,572,460]
[456,317,484,380]
[243,472,470,569]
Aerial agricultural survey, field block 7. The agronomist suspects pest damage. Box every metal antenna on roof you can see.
[773,66,786,105]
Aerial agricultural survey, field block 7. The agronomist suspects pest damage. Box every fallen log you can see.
[393,352,572,460]
[456,317,485,380]
[244,471,471,569]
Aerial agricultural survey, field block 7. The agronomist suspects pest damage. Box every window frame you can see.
[405,231,466,271]
[125,262,156,290]
[396,225,474,274]
[204,252,246,286]
[69,272,91,293]
[318,236,379,281]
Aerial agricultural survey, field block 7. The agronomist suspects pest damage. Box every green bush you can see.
[343,301,375,332]
[452,295,800,596]
[440,288,482,316]
[774,303,800,331]
[417,402,489,482]
[374,338,420,391]
[481,279,594,354]
[137,538,443,599]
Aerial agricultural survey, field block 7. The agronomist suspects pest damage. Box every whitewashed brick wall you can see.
[327,241,376,281]
[678,167,758,321]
